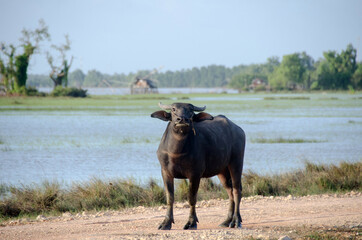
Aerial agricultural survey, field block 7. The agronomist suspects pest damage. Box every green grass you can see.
[251,137,324,144]
[0,161,360,221]
[0,92,361,124]
[1,92,360,110]
[0,94,194,107]
[348,120,362,124]
[264,96,311,100]
[0,94,198,115]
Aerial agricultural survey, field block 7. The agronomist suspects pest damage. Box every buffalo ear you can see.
[193,112,213,122]
[151,111,171,121]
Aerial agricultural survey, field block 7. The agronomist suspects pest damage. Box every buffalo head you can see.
[151,102,214,134]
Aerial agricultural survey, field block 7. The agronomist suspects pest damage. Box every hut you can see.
[130,77,158,94]
[249,78,267,91]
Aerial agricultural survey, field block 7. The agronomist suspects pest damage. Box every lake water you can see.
[1,90,361,186]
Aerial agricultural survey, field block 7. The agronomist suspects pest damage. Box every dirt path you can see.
[1,192,361,239]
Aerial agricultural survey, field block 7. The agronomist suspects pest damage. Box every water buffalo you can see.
[151,102,246,230]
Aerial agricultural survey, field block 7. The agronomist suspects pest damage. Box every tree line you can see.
[1,20,361,93]
[27,44,362,92]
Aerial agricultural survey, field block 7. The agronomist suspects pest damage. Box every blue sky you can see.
[1,0,362,75]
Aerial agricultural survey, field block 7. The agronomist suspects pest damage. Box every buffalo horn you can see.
[192,105,206,112]
[158,102,172,110]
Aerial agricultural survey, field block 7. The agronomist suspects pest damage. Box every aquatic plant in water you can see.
[251,137,324,144]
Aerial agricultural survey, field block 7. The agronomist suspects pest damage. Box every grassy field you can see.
[1,91,361,110]
[0,161,360,222]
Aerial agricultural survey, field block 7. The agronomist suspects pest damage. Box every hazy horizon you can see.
[1,0,362,75]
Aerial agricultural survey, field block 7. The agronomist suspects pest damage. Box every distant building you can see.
[130,77,158,94]
[249,78,268,91]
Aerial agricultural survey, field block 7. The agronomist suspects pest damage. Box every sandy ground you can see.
[1,192,361,240]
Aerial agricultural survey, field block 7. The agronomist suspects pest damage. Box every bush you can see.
[4,86,47,97]
[51,86,87,97]
[24,86,47,97]
[254,85,266,92]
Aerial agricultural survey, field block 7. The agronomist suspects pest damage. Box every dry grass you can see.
[242,161,361,196]
[0,161,360,221]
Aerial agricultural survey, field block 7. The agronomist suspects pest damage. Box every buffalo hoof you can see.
[229,217,242,229]
[158,218,173,230]
[218,218,232,228]
[183,221,197,230]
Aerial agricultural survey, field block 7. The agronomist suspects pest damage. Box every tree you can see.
[269,66,288,90]
[300,52,315,89]
[83,69,103,87]
[0,19,50,93]
[0,45,15,91]
[69,69,85,87]
[351,62,362,90]
[47,35,73,89]
[229,73,254,92]
[265,56,280,73]
[190,67,201,87]
[282,53,306,85]
[269,53,308,90]
[316,44,357,90]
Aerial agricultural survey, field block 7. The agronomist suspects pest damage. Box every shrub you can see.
[51,86,87,97]
[254,85,266,91]
[4,86,47,97]
[24,86,47,96]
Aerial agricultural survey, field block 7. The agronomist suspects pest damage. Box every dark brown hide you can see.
[151,103,245,230]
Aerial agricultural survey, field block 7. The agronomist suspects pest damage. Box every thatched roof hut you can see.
[130,77,158,94]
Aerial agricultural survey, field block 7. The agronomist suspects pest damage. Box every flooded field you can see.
[0,92,361,186]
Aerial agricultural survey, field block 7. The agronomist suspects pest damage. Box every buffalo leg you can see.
[183,177,200,230]
[158,171,174,230]
[228,165,242,228]
[217,169,235,227]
